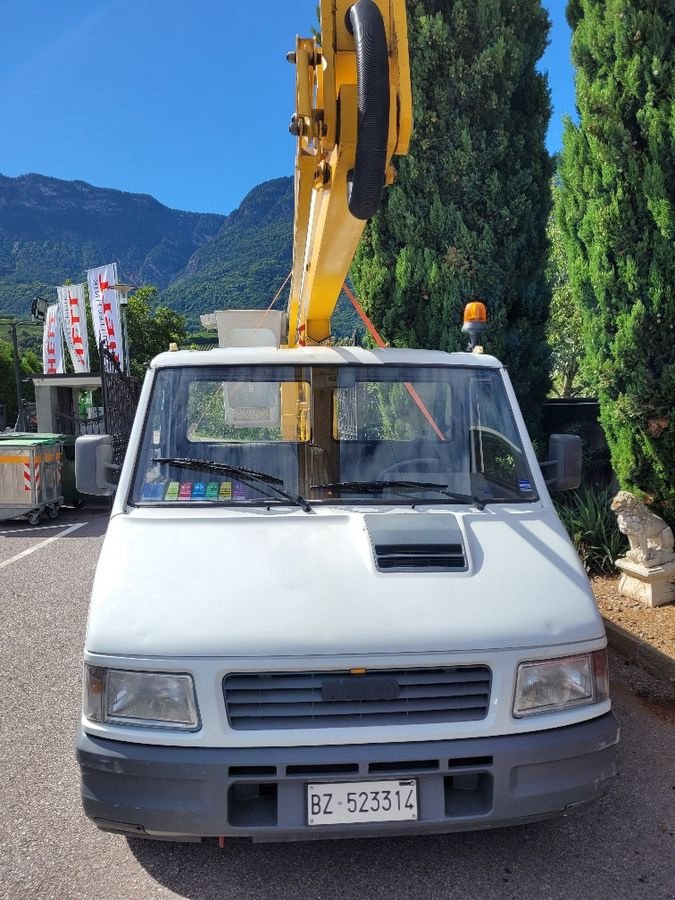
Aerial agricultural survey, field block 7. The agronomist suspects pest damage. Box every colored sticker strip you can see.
[218,482,232,500]
[165,481,180,501]
[192,482,206,499]
[205,482,219,500]
[178,482,193,500]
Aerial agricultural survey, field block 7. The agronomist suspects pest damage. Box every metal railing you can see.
[54,410,106,437]
[100,342,141,483]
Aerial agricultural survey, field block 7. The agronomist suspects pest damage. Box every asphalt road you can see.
[1,508,673,900]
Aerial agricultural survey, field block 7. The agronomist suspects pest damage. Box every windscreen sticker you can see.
[142,481,165,500]
[149,479,248,502]
[178,482,193,500]
[519,479,533,493]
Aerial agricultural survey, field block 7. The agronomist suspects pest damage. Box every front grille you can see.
[223,667,491,730]
[374,542,466,571]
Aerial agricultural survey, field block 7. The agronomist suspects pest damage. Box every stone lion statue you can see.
[611,491,674,567]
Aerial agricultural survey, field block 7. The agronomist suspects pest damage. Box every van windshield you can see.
[130,364,537,507]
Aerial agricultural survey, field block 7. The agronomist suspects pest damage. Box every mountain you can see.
[162,176,360,335]
[161,177,294,322]
[0,172,359,335]
[0,173,224,317]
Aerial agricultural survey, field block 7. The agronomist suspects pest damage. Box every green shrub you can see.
[351,0,554,432]
[558,0,675,509]
[555,486,627,575]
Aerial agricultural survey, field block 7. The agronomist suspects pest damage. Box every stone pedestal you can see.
[615,557,675,608]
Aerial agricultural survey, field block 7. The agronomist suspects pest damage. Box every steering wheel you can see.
[377,458,445,481]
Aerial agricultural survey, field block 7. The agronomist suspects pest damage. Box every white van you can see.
[76,345,619,842]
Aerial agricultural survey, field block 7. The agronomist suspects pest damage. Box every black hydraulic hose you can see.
[346,0,390,220]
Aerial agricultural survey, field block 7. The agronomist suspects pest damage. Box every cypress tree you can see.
[546,182,592,398]
[351,0,553,425]
[558,0,674,510]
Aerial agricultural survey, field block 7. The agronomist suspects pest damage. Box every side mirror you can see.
[542,434,582,491]
[75,435,118,496]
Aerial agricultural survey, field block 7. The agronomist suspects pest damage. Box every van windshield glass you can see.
[130,364,537,506]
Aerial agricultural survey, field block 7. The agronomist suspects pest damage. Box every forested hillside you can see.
[161,178,294,320]
[0,173,224,316]
[0,172,359,335]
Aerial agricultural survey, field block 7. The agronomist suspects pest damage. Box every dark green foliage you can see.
[546,182,595,398]
[351,0,554,427]
[0,281,55,320]
[0,320,42,358]
[125,287,188,379]
[558,0,675,513]
[333,287,366,343]
[0,335,40,424]
[185,330,220,350]
[555,486,627,574]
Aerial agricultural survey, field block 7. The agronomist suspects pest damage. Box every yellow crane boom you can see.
[286,0,412,347]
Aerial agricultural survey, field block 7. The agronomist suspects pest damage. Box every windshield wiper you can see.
[311,480,485,510]
[154,457,312,512]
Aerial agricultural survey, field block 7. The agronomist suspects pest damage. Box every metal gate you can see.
[100,343,141,484]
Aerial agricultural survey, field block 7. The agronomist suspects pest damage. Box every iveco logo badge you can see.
[321,676,400,702]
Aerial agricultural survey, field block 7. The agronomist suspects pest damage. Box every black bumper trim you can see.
[78,712,619,841]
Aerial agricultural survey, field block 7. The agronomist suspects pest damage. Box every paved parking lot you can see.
[0,508,673,899]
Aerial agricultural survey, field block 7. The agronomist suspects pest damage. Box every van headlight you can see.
[84,666,200,730]
[513,650,609,717]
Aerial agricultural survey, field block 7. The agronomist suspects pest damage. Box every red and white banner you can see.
[23,461,40,494]
[58,284,90,373]
[87,263,124,368]
[42,303,65,374]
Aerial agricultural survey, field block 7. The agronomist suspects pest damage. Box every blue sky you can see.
[0,0,574,216]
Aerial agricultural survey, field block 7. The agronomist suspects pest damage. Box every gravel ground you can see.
[593,575,675,658]
[0,510,674,900]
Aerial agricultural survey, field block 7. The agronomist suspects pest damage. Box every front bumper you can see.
[78,712,619,842]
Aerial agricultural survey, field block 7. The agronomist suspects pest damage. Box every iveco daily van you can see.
[75,343,619,841]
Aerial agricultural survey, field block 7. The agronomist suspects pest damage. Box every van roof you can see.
[150,345,502,369]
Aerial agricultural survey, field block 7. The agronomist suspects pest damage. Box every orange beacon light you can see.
[462,301,488,351]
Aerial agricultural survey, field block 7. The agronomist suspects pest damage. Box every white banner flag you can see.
[42,303,65,374]
[87,263,124,368]
[58,284,90,373]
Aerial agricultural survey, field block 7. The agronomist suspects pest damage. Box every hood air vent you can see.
[374,543,465,571]
[365,514,468,573]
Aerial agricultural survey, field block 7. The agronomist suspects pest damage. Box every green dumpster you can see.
[0,432,81,507]
[36,433,80,506]
[57,435,79,506]
[0,435,64,524]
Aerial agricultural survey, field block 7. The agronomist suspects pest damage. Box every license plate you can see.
[307,779,418,826]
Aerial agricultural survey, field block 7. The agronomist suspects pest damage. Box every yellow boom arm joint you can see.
[287,0,412,347]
